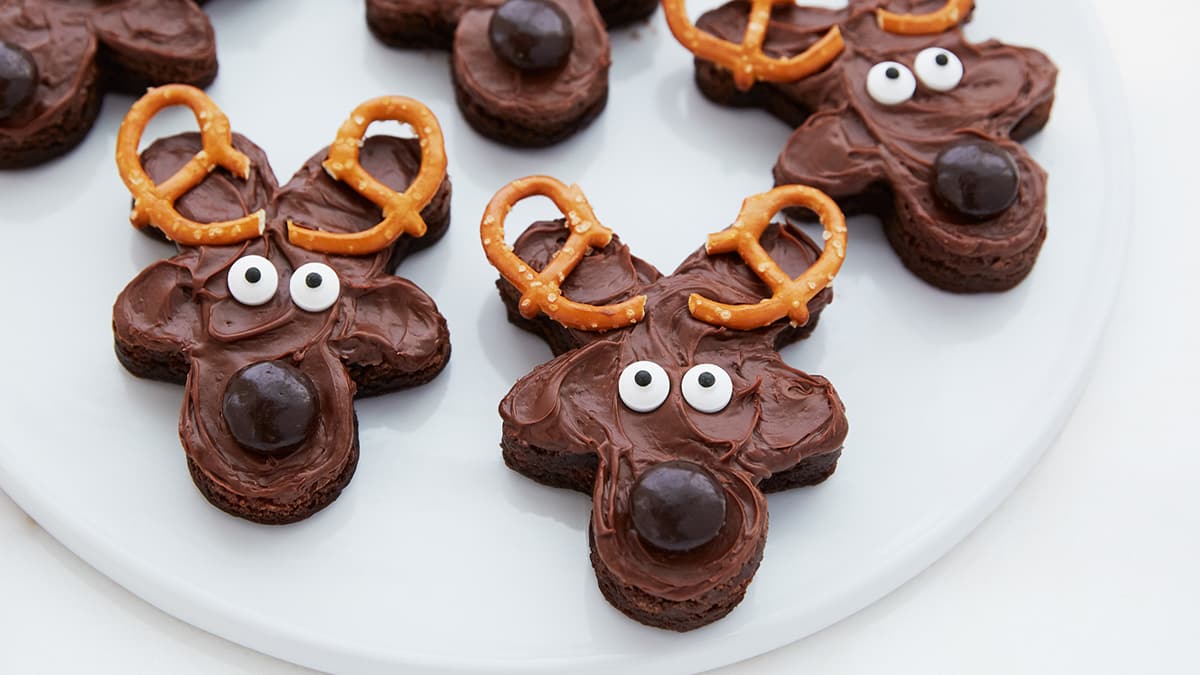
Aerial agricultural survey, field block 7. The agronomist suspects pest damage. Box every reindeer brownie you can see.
[366,0,653,146]
[0,0,221,168]
[481,177,849,630]
[664,0,1058,292]
[112,85,452,524]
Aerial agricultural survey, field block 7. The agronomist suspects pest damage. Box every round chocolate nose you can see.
[488,0,574,73]
[0,40,39,120]
[222,361,318,456]
[933,140,1021,220]
[630,461,726,553]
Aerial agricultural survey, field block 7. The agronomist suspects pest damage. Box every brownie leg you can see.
[758,449,842,493]
[187,416,360,525]
[590,521,766,631]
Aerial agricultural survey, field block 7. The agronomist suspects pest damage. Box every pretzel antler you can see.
[689,185,847,330]
[287,96,447,255]
[481,176,647,332]
[116,85,265,246]
[877,0,973,34]
[663,0,844,91]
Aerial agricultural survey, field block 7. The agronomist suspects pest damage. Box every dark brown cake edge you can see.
[452,69,609,148]
[185,416,360,525]
[365,4,456,50]
[0,61,103,169]
[594,0,659,28]
[589,519,767,631]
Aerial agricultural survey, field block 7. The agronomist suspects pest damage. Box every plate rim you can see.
[0,0,1133,672]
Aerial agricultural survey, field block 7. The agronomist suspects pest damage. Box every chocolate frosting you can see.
[499,220,847,601]
[113,132,450,514]
[0,0,216,163]
[453,0,609,123]
[370,0,504,32]
[694,0,1058,275]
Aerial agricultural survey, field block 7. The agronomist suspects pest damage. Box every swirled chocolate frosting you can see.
[691,0,1058,291]
[496,218,847,628]
[113,132,451,523]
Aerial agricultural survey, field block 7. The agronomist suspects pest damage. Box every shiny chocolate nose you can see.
[630,461,726,553]
[222,361,318,456]
[489,0,574,72]
[933,140,1021,220]
[0,40,39,120]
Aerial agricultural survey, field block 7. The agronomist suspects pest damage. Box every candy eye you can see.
[866,61,916,105]
[681,364,733,413]
[618,361,670,413]
[914,48,963,92]
[289,262,340,312]
[227,255,279,306]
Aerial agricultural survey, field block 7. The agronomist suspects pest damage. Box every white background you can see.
[1,0,1197,673]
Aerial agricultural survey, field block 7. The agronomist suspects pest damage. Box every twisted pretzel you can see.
[287,96,447,255]
[116,85,265,246]
[689,185,847,330]
[481,176,647,332]
[663,0,844,91]
[877,0,973,35]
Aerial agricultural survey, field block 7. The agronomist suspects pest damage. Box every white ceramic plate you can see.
[0,0,1129,672]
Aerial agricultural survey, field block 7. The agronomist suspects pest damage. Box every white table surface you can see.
[3,1,1197,673]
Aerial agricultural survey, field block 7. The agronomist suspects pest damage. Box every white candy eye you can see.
[618,361,670,413]
[867,61,916,105]
[914,48,963,92]
[289,262,340,312]
[681,364,733,413]
[227,255,278,306]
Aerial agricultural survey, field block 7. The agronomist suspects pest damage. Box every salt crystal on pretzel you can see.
[662,0,845,91]
[287,96,447,255]
[116,85,265,246]
[481,176,647,332]
[689,185,848,330]
[876,0,974,35]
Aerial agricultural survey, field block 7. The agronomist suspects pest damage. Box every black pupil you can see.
[885,67,900,80]
[935,53,950,66]
[244,267,262,284]
[634,370,652,387]
[698,372,716,388]
[305,272,322,288]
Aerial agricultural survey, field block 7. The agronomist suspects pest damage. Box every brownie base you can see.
[348,339,452,398]
[365,5,456,50]
[593,0,659,27]
[186,416,360,525]
[503,431,842,497]
[453,69,609,148]
[759,448,841,492]
[0,61,102,169]
[99,43,217,96]
[885,215,1049,293]
[590,520,766,631]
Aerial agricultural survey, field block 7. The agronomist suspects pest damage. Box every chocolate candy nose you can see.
[933,140,1021,220]
[630,461,727,553]
[489,0,574,72]
[0,40,39,120]
[222,361,318,456]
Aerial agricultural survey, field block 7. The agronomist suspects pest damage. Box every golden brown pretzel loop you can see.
[663,0,845,91]
[287,96,448,255]
[689,185,847,330]
[481,176,647,332]
[116,84,265,246]
[877,0,974,34]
